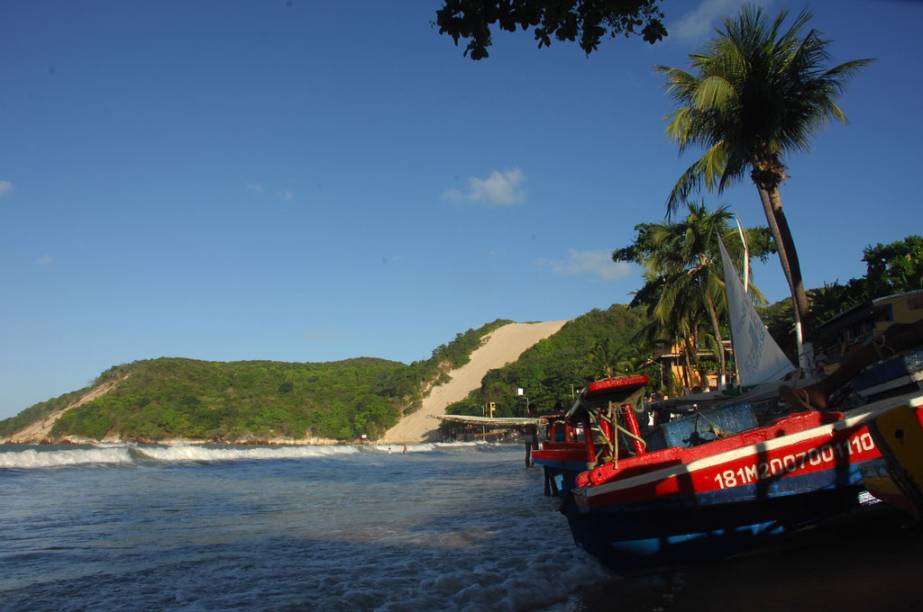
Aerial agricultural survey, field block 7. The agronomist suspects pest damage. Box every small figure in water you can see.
[402,444,407,454]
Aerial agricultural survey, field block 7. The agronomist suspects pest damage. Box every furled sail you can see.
[718,235,796,385]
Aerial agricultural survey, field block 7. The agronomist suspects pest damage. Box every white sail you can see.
[718,235,796,385]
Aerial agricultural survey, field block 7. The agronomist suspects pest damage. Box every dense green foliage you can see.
[374,319,511,413]
[0,387,90,438]
[2,320,512,442]
[763,235,923,360]
[614,202,774,387]
[864,235,923,298]
[435,0,666,60]
[49,357,406,441]
[446,305,650,419]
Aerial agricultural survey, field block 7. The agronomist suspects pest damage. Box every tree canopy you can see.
[657,6,872,348]
[762,235,923,361]
[614,202,775,387]
[435,0,666,60]
[863,235,923,298]
[445,304,652,419]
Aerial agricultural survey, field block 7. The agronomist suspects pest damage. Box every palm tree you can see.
[589,338,617,379]
[657,6,872,352]
[615,202,773,386]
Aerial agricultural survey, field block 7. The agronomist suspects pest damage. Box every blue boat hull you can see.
[565,468,870,570]
[533,458,585,498]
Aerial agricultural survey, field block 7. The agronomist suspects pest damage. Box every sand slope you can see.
[380,320,567,443]
[3,377,125,443]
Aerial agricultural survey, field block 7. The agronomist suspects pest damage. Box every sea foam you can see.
[0,447,134,469]
[133,444,359,463]
[0,439,505,470]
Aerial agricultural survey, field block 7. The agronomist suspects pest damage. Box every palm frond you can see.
[666,159,704,217]
[657,66,700,100]
[693,75,735,111]
[660,5,871,193]
[699,141,728,192]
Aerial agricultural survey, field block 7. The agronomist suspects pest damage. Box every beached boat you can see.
[565,390,922,569]
[555,241,923,569]
[532,375,648,499]
[859,368,923,519]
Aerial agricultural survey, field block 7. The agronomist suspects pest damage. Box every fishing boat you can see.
[532,375,648,499]
[857,351,923,519]
[860,407,923,520]
[566,390,921,569]
[555,239,923,569]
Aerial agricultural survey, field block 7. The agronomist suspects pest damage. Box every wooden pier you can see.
[435,415,546,466]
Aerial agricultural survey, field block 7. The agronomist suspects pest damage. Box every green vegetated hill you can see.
[446,305,651,419]
[0,319,511,442]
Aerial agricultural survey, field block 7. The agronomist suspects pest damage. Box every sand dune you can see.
[2,377,125,444]
[380,320,567,443]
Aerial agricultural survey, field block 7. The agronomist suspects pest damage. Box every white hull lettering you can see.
[713,432,875,490]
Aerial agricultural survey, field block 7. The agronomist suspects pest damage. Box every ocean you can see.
[0,443,608,611]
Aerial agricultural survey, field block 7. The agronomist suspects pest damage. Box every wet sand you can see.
[576,505,923,612]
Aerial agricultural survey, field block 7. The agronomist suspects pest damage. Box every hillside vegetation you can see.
[0,319,511,442]
[446,305,650,418]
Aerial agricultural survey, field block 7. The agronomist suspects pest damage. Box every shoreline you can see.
[0,435,345,447]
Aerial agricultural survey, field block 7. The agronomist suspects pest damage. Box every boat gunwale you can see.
[574,390,923,499]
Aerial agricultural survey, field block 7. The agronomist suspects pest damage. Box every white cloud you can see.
[0,180,13,198]
[442,188,465,201]
[672,0,772,43]
[246,183,295,202]
[538,250,634,282]
[36,255,54,266]
[443,168,526,206]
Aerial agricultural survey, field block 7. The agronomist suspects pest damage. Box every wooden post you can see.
[583,412,596,469]
[524,425,535,468]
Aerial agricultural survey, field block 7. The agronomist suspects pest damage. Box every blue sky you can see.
[1,0,921,418]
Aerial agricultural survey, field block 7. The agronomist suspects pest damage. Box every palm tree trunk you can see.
[705,295,727,387]
[681,338,693,391]
[754,186,796,310]
[753,183,811,344]
[685,335,700,391]
[750,160,809,323]
[768,187,810,322]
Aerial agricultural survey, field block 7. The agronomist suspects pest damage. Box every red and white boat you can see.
[532,375,649,498]
[562,383,923,569]
[560,247,923,568]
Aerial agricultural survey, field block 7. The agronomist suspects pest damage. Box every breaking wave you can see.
[0,447,134,469]
[132,444,359,463]
[0,440,500,469]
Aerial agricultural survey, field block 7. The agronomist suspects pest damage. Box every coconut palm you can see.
[657,6,872,347]
[615,202,774,386]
